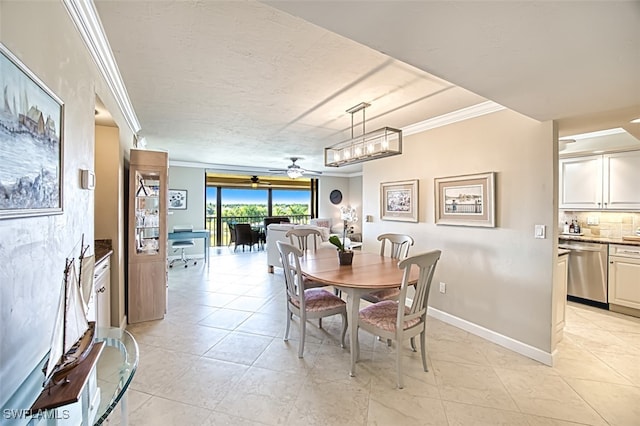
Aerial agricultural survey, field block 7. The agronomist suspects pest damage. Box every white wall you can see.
[95,124,126,327]
[318,175,362,231]
[0,1,134,411]
[168,166,205,256]
[362,109,557,356]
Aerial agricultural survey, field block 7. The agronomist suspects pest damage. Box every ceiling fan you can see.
[245,175,271,188]
[269,157,323,179]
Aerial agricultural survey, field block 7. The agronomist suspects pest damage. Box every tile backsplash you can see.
[560,211,640,238]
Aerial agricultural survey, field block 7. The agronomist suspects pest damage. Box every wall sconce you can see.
[324,102,402,167]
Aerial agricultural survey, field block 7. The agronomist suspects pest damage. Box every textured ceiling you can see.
[95,1,640,175]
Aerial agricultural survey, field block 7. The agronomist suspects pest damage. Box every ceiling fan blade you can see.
[301,169,322,175]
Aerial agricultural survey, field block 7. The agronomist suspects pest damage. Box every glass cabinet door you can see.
[134,171,161,256]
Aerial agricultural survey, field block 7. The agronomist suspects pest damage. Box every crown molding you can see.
[402,101,506,136]
[63,0,141,134]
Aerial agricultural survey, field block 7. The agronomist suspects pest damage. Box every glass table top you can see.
[93,327,139,425]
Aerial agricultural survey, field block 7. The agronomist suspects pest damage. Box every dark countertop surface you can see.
[558,234,640,247]
[95,239,113,264]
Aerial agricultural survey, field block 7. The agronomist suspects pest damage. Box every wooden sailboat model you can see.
[45,243,96,387]
[30,238,101,413]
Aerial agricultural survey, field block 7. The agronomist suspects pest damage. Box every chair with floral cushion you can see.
[276,241,347,358]
[361,233,415,303]
[356,249,441,388]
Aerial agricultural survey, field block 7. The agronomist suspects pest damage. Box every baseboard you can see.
[427,307,554,366]
[119,315,127,330]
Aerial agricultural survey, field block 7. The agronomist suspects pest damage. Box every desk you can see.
[94,327,139,425]
[299,248,418,377]
[168,230,210,262]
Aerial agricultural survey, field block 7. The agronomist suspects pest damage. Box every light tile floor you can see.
[104,249,640,425]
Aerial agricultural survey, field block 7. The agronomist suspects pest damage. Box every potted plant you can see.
[329,235,353,265]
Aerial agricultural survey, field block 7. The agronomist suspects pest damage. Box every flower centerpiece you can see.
[329,206,358,265]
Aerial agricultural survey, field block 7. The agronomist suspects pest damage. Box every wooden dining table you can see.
[298,247,419,376]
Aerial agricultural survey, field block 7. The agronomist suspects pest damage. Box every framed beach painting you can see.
[168,189,187,210]
[380,179,418,222]
[0,43,64,219]
[434,172,496,227]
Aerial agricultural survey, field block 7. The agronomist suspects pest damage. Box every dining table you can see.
[298,247,419,376]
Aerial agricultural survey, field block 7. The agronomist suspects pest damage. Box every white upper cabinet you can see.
[560,150,640,210]
[603,151,640,209]
[559,155,603,209]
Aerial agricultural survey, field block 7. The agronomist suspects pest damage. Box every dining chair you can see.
[356,249,441,389]
[233,223,259,252]
[361,233,415,303]
[284,228,326,289]
[276,241,347,358]
[285,228,321,251]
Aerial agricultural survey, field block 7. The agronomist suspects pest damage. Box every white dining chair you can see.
[276,241,347,358]
[356,249,441,389]
[361,233,415,303]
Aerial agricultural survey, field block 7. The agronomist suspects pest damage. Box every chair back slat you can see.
[378,233,415,259]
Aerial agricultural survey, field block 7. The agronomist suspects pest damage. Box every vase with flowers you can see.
[329,206,358,265]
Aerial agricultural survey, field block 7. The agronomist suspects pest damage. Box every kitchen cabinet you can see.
[128,149,168,323]
[94,256,111,329]
[553,252,569,344]
[608,244,640,313]
[559,150,640,210]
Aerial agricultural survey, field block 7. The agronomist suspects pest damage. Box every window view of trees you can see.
[205,186,311,245]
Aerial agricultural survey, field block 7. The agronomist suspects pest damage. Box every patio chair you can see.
[233,223,260,252]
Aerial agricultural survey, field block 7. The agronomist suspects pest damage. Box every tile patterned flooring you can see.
[104,249,640,425]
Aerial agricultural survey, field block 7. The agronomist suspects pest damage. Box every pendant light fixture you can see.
[324,102,402,167]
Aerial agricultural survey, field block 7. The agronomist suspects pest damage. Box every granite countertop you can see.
[558,248,570,256]
[558,233,640,247]
[95,239,113,264]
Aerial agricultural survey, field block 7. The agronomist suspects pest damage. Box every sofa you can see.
[266,223,351,273]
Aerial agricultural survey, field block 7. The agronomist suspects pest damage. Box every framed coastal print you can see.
[434,172,496,227]
[0,43,64,219]
[380,179,418,222]
[168,189,187,210]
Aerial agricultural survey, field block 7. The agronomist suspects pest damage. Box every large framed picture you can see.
[380,179,418,222]
[434,172,496,227]
[168,189,187,210]
[0,43,64,219]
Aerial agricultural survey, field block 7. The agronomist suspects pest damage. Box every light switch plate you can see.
[535,225,546,239]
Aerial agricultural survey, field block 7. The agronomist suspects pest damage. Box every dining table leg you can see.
[343,287,364,377]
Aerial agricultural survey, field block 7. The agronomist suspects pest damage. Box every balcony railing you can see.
[205,215,311,246]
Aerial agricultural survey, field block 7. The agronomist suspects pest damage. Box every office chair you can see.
[169,225,197,268]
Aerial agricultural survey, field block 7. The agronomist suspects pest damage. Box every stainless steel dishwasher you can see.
[558,239,608,305]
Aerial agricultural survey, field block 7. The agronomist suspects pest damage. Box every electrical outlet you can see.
[587,216,599,225]
[439,282,446,293]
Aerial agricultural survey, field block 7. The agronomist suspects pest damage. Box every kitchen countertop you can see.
[95,239,114,264]
[558,234,640,247]
[558,248,570,256]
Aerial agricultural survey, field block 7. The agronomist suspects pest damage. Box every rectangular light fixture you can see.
[324,127,402,167]
[324,102,402,167]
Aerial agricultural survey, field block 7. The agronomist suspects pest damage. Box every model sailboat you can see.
[43,239,96,388]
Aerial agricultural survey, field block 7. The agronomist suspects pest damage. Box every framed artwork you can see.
[434,172,496,227]
[0,43,64,219]
[380,179,418,222]
[168,189,187,210]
